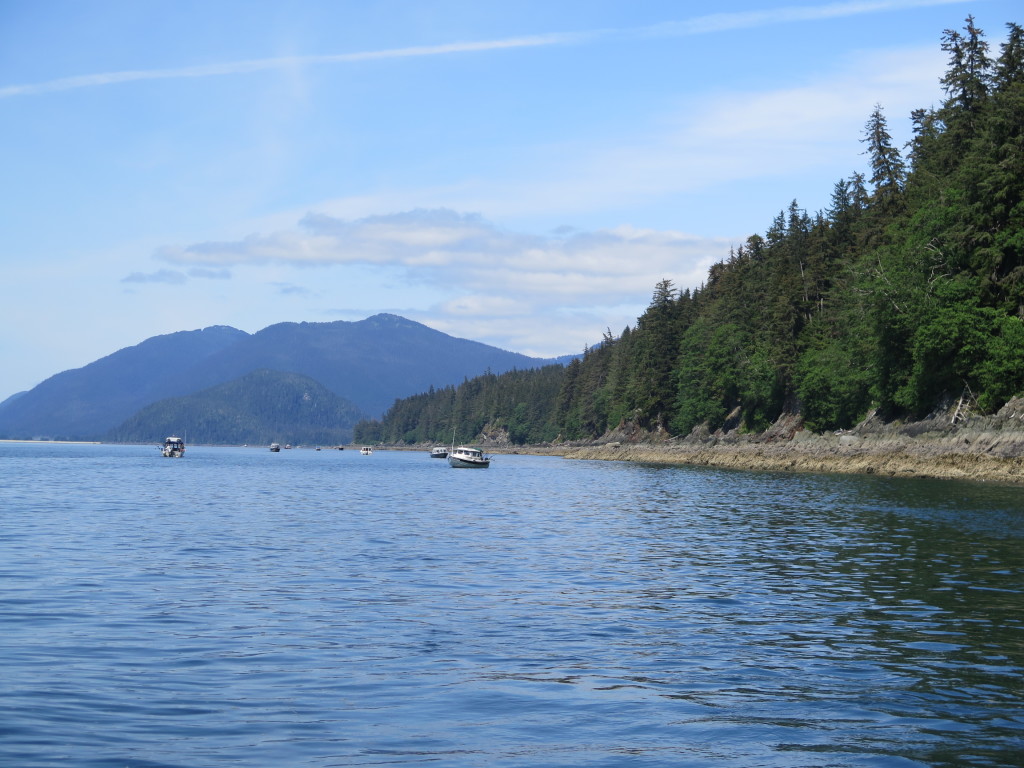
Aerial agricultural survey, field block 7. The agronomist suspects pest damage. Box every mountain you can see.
[0,391,26,410]
[0,314,567,441]
[107,369,367,446]
[0,325,249,440]
[178,313,559,418]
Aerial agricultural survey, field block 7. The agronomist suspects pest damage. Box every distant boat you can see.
[269,443,281,452]
[430,446,448,459]
[360,446,373,455]
[161,436,185,458]
[448,446,490,468]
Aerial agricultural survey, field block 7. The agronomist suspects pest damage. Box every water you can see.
[2,442,1022,767]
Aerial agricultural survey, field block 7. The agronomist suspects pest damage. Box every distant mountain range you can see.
[0,314,572,442]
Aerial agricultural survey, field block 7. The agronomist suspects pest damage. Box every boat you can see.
[161,436,185,457]
[430,446,449,458]
[447,446,490,468]
[269,443,281,452]
[360,446,373,455]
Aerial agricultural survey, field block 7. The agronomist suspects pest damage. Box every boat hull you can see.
[447,455,490,468]
[447,445,489,468]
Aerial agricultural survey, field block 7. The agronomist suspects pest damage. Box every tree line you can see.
[356,18,1024,446]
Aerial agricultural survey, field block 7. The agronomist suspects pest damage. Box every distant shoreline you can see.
[9,402,1024,486]
[0,439,102,444]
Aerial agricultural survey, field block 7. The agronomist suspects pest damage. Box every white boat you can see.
[360,446,373,455]
[161,436,185,457]
[430,446,448,458]
[269,443,281,452]
[447,446,490,468]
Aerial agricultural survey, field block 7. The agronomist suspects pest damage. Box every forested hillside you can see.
[355,365,565,445]
[108,369,367,446]
[357,18,1024,447]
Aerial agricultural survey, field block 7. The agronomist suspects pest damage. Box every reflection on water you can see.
[1,442,1022,767]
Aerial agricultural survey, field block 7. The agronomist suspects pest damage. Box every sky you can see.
[1,0,1019,401]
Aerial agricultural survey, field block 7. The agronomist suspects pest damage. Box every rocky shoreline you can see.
[555,398,1024,484]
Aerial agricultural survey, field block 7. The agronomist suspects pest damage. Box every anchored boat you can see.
[447,446,490,468]
[161,436,185,457]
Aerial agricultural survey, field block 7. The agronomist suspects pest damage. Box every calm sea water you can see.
[2,441,1022,767]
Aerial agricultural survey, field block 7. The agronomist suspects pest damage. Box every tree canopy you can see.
[359,18,1024,446]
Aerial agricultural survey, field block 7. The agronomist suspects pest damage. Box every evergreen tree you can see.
[862,105,906,213]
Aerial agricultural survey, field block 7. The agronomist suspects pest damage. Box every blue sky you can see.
[1,0,1018,401]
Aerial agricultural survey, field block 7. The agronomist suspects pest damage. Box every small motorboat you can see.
[430,446,449,458]
[161,436,185,457]
[447,446,490,468]
[360,446,373,455]
[269,443,281,452]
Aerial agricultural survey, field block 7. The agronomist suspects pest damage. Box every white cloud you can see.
[147,208,726,357]
[157,209,725,304]
[270,36,948,241]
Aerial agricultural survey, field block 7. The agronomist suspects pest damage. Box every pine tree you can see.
[862,105,906,212]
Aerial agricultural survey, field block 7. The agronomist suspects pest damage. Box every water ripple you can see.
[1,443,1022,766]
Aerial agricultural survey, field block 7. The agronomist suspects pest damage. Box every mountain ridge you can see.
[0,314,570,441]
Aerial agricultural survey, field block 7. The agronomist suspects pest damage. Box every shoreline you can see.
[557,440,1024,484]
[498,397,1024,485]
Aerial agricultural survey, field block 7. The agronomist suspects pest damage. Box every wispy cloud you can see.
[156,208,725,305]
[121,269,187,285]
[0,0,967,99]
[0,34,576,99]
[641,0,968,37]
[187,267,232,280]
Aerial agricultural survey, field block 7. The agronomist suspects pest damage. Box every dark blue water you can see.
[2,442,1022,767]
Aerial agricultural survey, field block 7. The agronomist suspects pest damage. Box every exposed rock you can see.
[560,399,1024,484]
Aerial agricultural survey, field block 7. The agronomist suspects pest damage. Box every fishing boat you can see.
[269,443,281,452]
[360,446,373,455]
[161,436,185,457]
[430,446,449,459]
[447,446,490,468]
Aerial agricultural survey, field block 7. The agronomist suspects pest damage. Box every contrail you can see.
[0,34,579,98]
[0,0,969,99]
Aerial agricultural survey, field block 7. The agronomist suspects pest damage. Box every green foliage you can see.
[360,15,1024,443]
[795,339,872,431]
[355,365,565,445]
